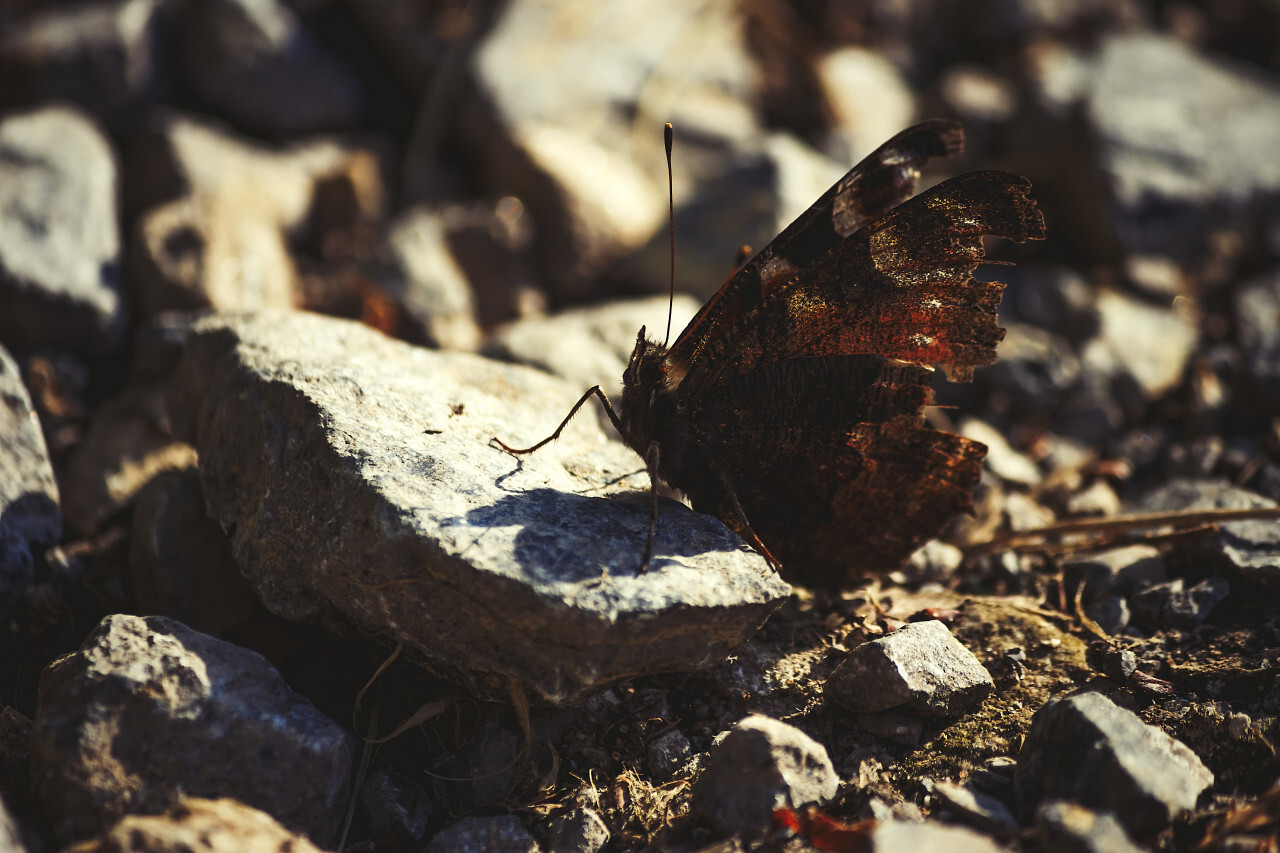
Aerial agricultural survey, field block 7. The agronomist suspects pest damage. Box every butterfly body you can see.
[497,120,1045,587]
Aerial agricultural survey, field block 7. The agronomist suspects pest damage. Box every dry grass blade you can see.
[968,506,1280,555]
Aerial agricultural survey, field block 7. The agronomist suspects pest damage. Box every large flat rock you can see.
[172,311,788,705]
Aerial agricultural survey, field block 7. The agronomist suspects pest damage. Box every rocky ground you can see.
[2,0,1280,851]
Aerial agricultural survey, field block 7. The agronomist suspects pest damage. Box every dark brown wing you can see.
[679,170,1044,393]
[675,170,1044,582]
[680,353,986,583]
[667,120,965,371]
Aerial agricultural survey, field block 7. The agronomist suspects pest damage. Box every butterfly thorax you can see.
[618,328,698,491]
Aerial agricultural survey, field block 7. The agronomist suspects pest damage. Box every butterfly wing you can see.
[684,356,985,582]
[682,170,1044,390]
[667,120,965,372]
[673,170,1044,582]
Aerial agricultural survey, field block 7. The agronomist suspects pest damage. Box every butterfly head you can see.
[624,326,671,390]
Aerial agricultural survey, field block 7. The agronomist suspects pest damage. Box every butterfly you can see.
[494,120,1045,587]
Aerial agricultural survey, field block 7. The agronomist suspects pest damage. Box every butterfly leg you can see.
[708,462,783,572]
[638,441,663,574]
[490,385,626,454]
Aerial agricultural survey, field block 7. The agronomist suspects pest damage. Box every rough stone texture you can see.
[1137,479,1280,590]
[865,817,1004,853]
[129,469,257,637]
[126,111,383,317]
[646,728,693,781]
[62,797,326,853]
[539,807,609,853]
[177,0,364,137]
[372,206,480,350]
[1014,691,1213,837]
[825,620,994,717]
[1036,800,1146,853]
[59,384,198,536]
[171,311,788,705]
[0,0,168,135]
[1073,33,1280,261]
[0,343,61,620]
[30,614,354,846]
[424,815,540,853]
[0,105,124,355]
[691,714,838,840]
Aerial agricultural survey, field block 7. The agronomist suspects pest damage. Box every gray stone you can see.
[646,728,693,781]
[462,0,765,298]
[1079,288,1198,401]
[938,63,1018,125]
[1003,266,1099,345]
[30,614,354,846]
[127,112,384,317]
[1014,691,1213,836]
[372,206,480,350]
[1086,644,1138,682]
[977,323,1081,416]
[905,540,963,583]
[1130,577,1230,632]
[1082,596,1129,636]
[170,311,788,705]
[128,469,257,637]
[691,714,838,840]
[1082,33,1280,261]
[1064,480,1121,519]
[1137,479,1280,590]
[360,771,432,844]
[425,815,540,853]
[930,779,1018,833]
[540,807,609,853]
[959,418,1040,486]
[0,105,124,355]
[625,133,847,302]
[856,711,923,746]
[967,0,1141,43]
[0,705,32,796]
[1235,268,1280,405]
[1036,800,1146,853]
[66,797,327,853]
[865,818,1004,853]
[1125,254,1185,300]
[59,384,198,536]
[1235,267,1280,354]
[0,343,61,620]
[826,620,994,717]
[177,0,363,136]
[0,794,25,853]
[1063,545,1167,604]
[0,0,168,135]
[814,47,915,163]
[484,294,701,407]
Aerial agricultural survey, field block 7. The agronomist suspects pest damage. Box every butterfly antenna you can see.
[663,122,675,347]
